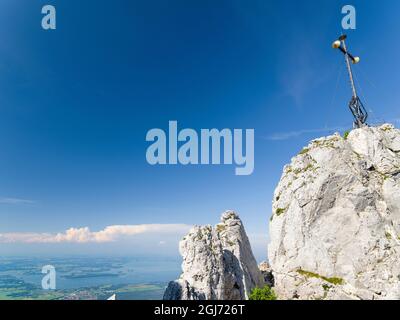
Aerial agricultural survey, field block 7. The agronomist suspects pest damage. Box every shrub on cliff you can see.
[249,286,277,300]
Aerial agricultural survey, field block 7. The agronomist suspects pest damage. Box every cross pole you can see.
[332,35,368,128]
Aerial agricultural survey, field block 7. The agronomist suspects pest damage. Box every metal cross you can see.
[332,35,368,128]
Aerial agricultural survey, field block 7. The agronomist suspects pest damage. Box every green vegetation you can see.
[275,207,287,216]
[293,163,318,175]
[312,136,340,149]
[385,232,392,240]
[297,269,344,285]
[293,168,303,174]
[0,282,167,300]
[343,130,350,140]
[249,286,277,300]
[373,169,390,182]
[381,126,393,132]
[216,224,226,233]
[303,164,315,172]
[322,284,331,291]
[320,284,332,299]
[299,147,310,155]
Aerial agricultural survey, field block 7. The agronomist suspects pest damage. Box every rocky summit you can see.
[268,124,400,300]
[163,211,264,300]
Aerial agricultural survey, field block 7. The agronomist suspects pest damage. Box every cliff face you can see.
[163,211,265,300]
[268,124,400,300]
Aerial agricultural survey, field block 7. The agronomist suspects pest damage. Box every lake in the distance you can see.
[0,256,182,299]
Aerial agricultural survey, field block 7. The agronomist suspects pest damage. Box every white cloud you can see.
[0,197,35,205]
[264,119,400,141]
[0,224,192,244]
[264,126,347,141]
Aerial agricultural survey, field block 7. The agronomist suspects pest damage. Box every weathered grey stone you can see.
[268,124,400,300]
[163,211,264,300]
[259,261,274,288]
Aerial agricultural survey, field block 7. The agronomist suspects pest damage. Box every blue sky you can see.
[0,0,400,260]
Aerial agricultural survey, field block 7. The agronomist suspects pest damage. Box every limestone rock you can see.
[164,211,265,300]
[268,124,400,300]
[259,261,274,288]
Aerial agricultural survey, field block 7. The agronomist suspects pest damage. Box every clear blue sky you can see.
[1,0,399,260]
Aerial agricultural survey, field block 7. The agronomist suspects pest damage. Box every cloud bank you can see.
[0,224,192,244]
[264,126,347,141]
[264,119,400,141]
[0,197,35,205]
